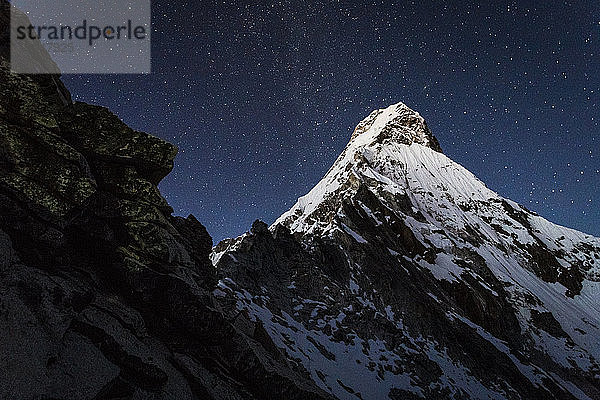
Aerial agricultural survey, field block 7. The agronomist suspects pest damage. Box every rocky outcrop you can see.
[0,4,333,398]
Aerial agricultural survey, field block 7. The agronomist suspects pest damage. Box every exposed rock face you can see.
[0,4,332,399]
[350,103,442,153]
[214,103,600,399]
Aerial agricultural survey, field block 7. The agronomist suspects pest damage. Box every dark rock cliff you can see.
[0,3,332,398]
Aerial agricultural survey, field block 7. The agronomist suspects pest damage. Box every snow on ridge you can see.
[274,102,448,234]
[274,102,600,260]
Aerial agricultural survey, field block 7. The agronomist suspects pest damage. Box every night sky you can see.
[62,1,600,243]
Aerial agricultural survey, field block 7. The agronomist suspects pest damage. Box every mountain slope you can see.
[214,103,600,399]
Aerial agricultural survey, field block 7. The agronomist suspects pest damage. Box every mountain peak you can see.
[224,103,600,399]
[350,102,443,153]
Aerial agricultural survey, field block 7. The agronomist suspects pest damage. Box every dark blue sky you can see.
[63,1,600,242]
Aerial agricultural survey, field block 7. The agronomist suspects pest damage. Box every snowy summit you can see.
[217,102,600,400]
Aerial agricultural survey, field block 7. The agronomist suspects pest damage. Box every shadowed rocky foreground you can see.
[0,3,333,398]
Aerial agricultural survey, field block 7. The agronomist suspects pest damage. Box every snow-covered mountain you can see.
[9,2,598,396]
[3,15,599,396]
[214,102,600,399]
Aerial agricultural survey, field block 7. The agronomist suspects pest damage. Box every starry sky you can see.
[62,1,600,242]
